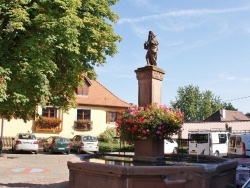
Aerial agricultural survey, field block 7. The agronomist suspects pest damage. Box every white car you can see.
[14,133,39,154]
[164,139,178,154]
[71,135,99,154]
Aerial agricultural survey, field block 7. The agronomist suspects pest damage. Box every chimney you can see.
[220,109,226,119]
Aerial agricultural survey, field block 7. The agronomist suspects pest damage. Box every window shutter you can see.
[106,111,110,123]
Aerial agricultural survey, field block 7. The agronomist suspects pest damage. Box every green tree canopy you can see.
[170,85,237,121]
[0,0,121,121]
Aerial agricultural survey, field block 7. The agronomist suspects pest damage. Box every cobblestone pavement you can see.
[0,150,85,188]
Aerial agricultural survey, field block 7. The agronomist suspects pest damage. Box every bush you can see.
[99,142,134,153]
[97,127,118,143]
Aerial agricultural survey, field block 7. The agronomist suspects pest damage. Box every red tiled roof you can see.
[204,109,250,122]
[76,80,131,108]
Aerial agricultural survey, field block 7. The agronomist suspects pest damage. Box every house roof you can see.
[204,109,250,122]
[76,79,131,108]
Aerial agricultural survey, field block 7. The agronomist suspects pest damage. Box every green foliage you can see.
[170,85,237,121]
[98,127,117,143]
[0,0,121,121]
[98,142,134,153]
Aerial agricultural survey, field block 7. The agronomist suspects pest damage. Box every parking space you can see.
[0,150,86,188]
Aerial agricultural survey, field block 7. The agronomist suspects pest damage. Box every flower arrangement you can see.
[74,119,92,130]
[37,117,61,129]
[116,103,184,144]
[75,119,91,126]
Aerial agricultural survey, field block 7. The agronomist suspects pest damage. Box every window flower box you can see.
[35,117,62,133]
[74,119,92,131]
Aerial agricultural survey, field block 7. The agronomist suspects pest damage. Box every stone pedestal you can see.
[68,157,238,188]
[135,66,165,107]
[133,138,164,162]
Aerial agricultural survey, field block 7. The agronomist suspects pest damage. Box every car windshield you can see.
[55,138,68,142]
[83,136,97,142]
[18,134,36,140]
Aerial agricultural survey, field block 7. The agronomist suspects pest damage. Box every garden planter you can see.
[133,137,164,162]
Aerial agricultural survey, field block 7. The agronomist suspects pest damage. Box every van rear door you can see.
[189,133,210,155]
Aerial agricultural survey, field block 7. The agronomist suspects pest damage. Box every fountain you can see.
[67,32,238,187]
[67,66,238,188]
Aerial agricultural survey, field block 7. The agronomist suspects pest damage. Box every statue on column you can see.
[144,31,159,66]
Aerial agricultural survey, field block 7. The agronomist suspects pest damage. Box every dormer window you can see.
[76,76,91,96]
[76,83,89,96]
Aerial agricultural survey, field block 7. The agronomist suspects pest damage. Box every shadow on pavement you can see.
[0,181,69,188]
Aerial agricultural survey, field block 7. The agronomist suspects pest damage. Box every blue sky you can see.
[95,0,250,114]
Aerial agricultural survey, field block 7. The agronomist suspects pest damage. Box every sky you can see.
[95,0,250,114]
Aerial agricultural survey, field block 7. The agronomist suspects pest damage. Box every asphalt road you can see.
[0,150,85,188]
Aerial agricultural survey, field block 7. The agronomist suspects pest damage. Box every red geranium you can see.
[116,103,184,143]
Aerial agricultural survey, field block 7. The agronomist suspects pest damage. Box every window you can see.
[190,134,208,143]
[236,137,242,148]
[218,134,227,144]
[229,136,236,147]
[106,111,117,123]
[76,83,89,96]
[77,109,91,120]
[42,107,57,118]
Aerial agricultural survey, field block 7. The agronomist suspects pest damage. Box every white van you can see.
[228,131,250,158]
[188,129,230,157]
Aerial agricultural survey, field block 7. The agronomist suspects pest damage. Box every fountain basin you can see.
[67,154,238,188]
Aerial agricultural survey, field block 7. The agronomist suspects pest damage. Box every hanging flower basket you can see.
[116,103,184,144]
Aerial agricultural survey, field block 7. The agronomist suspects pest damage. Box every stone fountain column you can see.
[135,66,165,107]
[134,66,165,162]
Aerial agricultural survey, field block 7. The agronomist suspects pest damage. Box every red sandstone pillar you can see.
[135,66,165,107]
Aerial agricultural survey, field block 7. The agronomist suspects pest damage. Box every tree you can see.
[0,0,121,121]
[170,85,237,121]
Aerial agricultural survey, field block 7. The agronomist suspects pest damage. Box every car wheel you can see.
[34,150,38,154]
[49,148,53,154]
[66,150,70,155]
[77,147,81,154]
[173,147,178,154]
[214,151,219,157]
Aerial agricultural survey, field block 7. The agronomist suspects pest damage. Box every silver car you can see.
[71,135,99,154]
[14,133,39,154]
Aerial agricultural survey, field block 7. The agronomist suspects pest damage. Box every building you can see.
[2,76,131,139]
[178,109,250,138]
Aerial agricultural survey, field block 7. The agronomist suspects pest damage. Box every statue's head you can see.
[149,31,155,38]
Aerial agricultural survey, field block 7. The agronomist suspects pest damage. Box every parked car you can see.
[13,133,39,154]
[0,138,3,153]
[164,139,178,154]
[228,132,250,158]
[188,129,229,157]
[71,135,99,154]
[43,136,71,154]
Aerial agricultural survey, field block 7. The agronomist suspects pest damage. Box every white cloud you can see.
[119,7,250,24]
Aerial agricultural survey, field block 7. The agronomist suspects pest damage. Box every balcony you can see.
[35,117,62,133]
[74,119,92,131]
